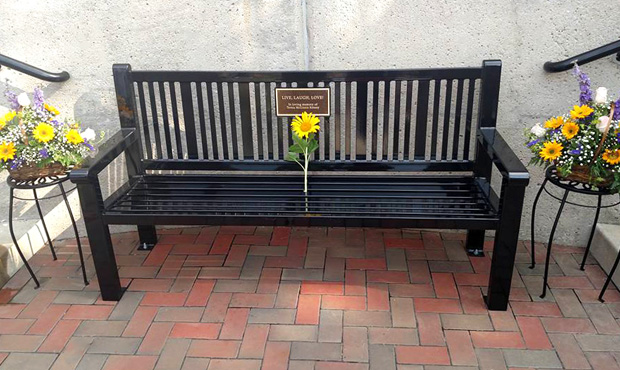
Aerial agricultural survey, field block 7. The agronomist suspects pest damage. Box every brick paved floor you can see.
[1,226,620,370]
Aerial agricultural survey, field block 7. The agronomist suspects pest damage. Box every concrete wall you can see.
[1,0,619,250]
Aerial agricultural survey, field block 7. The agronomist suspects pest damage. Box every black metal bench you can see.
[70,60,529,311]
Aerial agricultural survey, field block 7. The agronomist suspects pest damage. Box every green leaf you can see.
[307,139,319,153]
[284,152,298,162]
[288,144,304,153]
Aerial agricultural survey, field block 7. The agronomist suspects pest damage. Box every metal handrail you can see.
[544,39,620,73]
[0,53,70,82]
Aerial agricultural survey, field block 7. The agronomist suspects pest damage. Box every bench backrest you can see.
[113,60,500,172]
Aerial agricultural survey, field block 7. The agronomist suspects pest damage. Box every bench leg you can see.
[465,230,485,257]
[137,225,158,251]
[486,183,526,311]
[77,183,123,301]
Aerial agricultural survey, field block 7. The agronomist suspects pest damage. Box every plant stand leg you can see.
[9,188,40,288]
[32,189,57,260]
[59,183,89,286]
[580,194,602,271]
[530,178,547,269]
[541,189,569,299]
[137,226,158,251]
[599,248,620,303]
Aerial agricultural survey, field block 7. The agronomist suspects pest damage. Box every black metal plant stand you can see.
[531,166,620,301]
[7,174,89,288]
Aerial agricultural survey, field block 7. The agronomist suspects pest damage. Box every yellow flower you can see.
[570,105,594,120]
[562,121,579,139]
[44,103,59,116]
[539,141,563,161]
[66,129,83,145]
[291,111,320,139]
[602,149,620,165]
[0,142,16,161]
[544,116,564,129]
[33,123,55,143]
[0,111,17,130]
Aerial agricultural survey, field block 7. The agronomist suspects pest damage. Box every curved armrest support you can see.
[70,128,138,184]
[477,127,530,186]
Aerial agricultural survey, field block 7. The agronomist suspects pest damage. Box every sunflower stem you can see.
[303,147,309,194]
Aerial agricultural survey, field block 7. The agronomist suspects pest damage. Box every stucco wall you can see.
[1,0,619,247]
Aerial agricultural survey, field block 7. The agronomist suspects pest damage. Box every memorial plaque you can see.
[275,88,330,116]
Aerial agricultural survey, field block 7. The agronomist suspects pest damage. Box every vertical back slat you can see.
[441,79,453,160]
[228,83,239,159]
[136,82,152,159]
[403,80,413,159]
[371,82,380,159]
[355,82,368,158]
[196,83,208,159]
[452,79,465,160]
[344,82,352,159]
[463,78,476,160]
[169,83,184,158]
[147,82,163,159]
[414,80,430,159]
[205,82,219,159]
[381,81,390,160]
[264,83,275,159]
[430,80,441,158]
[158,82,174,159]
[238,82,253,159]
[218,82,230,159]
[254,82,263,159]
[180,82,198,159]
[333,82,340,160]
[391,81,401,160]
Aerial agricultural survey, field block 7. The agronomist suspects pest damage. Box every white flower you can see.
[17,93,31,107]
[80,128,96,141]
[595,87,608,104]
[597,116,610,133]
[530,123,546,138]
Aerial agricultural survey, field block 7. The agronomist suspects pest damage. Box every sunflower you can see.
[562,121,579,139]
[0,111,17,130]
[544,116,564,129]
[570,105,594,120]
[539,141,563,161]
[602,149,620,165]
[44,103,59,116]
[66,129,83,145]
[33,123,55,143]
[291,111,320,139]
[0,142,16,161]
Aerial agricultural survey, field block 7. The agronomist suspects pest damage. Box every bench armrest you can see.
[477,127,529,186]
[70,128,138,184]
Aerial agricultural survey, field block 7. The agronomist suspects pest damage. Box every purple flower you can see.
[84,142,95,151]
[527,139,540,147]
[4,90,19,110]
[39,148,49,158]
[617,132,620,144]
[50,119,61,127]
[569,144,583,155]
[572,64,593,105]
[9,158,23,170]
[33,87,44,109]
[614,98,620,120]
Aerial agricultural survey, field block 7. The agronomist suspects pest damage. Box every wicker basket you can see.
[561,165,613,188]
[8,162,67,181]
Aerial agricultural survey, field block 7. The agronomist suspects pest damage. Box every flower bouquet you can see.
[1,88,99,181]
[525,65,620,192]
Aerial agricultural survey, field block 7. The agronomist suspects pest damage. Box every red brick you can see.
[540,317,596,333]
[510,302,562,317]
[315,363,368,370]
[271,227,291,246]
[432,272,458,298]
[0,353,6,366]
[19,290,57,319]
[172,244,212,255]
[210,234,235,255]
[234,234,270,245]
[27,304,69,335]
[219,226,256,234]
[141,292,187,306]
[38,319,80,353]
[346,258,386,270]
[344,270,366,296]
[414,298,461,313]
[187,340,240,358]
[407,260,432,284]
[296,295,321,325]
[367,271,409,284]
[470,331,525,349]
[418,312,444,345]
[220,308,250,339]
[102,355,158,370]
[225,245,250,267]
[257,268,281,294]
[143,244,173,266]
[239,324,269,358]
[389,283,435,298]
[159,234,197,244]
[459,286,487,314]
[422,232,443,249]
[203,293,232,322]
[138,322,173,355]
[0,289,18,304]
[0,318,34,334]
[199,267,241,279]
[489,309,519,331]
[185,280,215,306]
[287,236,308,257]
[548,276,593,289]
[454,273,489,286]
[322,295,366,310]
[367,283,389,311]
[123,306,158,337]
[391,297,416,328]
[128,278,174,292]
[516,316,552,349]
[170,323,221,339]
[262,341,290,370]
[385,238,424,249]
[264,256,305,268]
[445,330,477,366]
[396,345,450,365]
[64,305,113,320]
[301,281,343,295]
[0,304,25,319]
